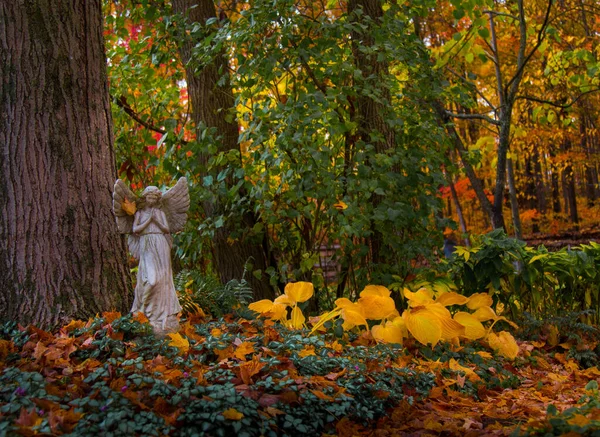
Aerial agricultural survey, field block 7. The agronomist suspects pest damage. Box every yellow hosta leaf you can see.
[334,298,368,328]
[435,292,469,307]
[421,303,464,340]
[285,282,314,303]
[439,316,466,340]
[422,302,452,319]
[496,316,518,329]
[248,299,287,321]
[121,198,137,216]
[274,294,294,307]
[358,294,396,320]
[487,331,519,359]
[222,408,244,421]
[360,285,392,298]
[371,321,404,344]
[335,298,355,309]
[269,303,288,321]
[390,316,408,337]
[467,293,493,310]
[289,305,305,329]
[167,333,189,354]
[403,308,442,346]
[472,306,496,322]
[248,299,275,314]
[454,312,486,340]
[341,307,368,330]
[309,309,342,335]
[403,288,434,307]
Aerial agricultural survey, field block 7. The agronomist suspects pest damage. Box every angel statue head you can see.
[112,178,190,336]
[141,186,162,206]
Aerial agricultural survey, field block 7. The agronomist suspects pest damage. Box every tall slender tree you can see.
[0,0,131,326]
[171,0,276,300]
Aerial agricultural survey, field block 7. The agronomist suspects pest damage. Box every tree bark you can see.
[507,158,523,239]
[172,0,275,300]
[347,0,395,267]
[0,0,131,327]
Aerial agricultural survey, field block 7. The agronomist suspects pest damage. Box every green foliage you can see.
[444,230,600,322]
[106,0,450,299]
[0,316,440,436]
[175,269,253,318]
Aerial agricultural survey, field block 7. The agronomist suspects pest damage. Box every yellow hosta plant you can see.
[255,281,519,360]
[249,282,313,329]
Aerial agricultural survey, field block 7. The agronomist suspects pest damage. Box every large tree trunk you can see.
[347,0,395,267]
[172,0,275,300]
[0,0,131,327]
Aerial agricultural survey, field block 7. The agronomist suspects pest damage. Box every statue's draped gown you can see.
[130,208,182,329]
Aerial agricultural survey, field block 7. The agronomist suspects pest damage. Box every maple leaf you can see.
[234,341,255,360]
[102,311,121,324]
[121,197,137,215]
[222,408,244,420]
[132,312,149,324]
[298,345,316,358]
[238,356,265,384]
[167,333,190,354]
[63,319,86,332]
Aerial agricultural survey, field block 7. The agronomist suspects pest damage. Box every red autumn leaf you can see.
[238,356,265,384]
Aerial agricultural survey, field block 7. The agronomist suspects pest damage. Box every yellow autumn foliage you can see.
[454,312,486,340]
[487,331,519,359]
[358,286,396,320]
[285,282,314,303]
[372,321,404,344]
[466,293,494,310]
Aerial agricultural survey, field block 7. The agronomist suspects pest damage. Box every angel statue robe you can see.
[130,207,182,332]
[113,177,190,335]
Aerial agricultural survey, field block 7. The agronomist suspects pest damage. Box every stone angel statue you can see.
[113,178,190,335]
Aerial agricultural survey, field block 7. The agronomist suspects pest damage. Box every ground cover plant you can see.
[2,282,600,436]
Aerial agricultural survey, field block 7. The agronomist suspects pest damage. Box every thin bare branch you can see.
[112,95,189,145]
[516,88,600,108]
[444,110,501,126]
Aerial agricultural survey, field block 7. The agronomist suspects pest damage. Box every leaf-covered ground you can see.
[1,312,599,436]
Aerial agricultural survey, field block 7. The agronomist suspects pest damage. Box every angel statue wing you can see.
[113,179,141,259]
[113,179,138,233]
[162,177,190,233]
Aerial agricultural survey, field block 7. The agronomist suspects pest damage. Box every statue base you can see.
[150,314,180,338]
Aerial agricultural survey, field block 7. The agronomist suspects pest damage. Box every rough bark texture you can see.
[172,0,275,300]
[0,0,131,327]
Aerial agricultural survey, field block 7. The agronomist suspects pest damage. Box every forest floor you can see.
[1,313,600,436]
[347,349,600,436]
[525,229,600,250]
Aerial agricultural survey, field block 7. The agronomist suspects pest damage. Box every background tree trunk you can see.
[0,0,131,327]
[172,0,276,300]
[347,0,395,267]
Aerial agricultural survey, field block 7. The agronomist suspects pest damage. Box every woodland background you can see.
[2,0,600,435]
